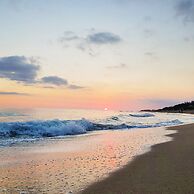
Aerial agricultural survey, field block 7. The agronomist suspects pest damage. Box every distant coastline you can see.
[141,101,194,114]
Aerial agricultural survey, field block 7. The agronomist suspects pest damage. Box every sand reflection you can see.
[0,128,176,194]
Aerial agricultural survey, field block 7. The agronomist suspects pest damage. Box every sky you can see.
[0,0,194,110]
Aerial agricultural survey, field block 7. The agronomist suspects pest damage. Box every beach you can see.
[0,109,194,194]
[82,123,194,194]
[0,126,176,194]
[1,0,194,193]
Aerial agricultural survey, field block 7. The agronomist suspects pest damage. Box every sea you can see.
[0,108,194,147]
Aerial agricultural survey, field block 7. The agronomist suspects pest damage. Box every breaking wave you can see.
[0,118,183,139]
[129,113,155,117]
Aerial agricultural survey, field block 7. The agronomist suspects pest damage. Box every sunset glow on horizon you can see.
[0,0,194,111]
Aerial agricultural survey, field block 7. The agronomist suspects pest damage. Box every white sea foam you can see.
[0,109,193,146]
[0,118,183,139]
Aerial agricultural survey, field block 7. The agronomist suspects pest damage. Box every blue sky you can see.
[0,0,194,110]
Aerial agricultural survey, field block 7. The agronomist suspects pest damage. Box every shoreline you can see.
[81,123,194,194]
[0,126,175,194]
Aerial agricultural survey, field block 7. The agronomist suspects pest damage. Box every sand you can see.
[0,127,175,194]
[82,123,194,194]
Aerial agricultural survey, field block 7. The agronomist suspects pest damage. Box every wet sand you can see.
[0,127,175,194]
[82,123,194,194]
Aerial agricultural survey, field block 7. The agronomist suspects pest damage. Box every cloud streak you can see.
[0,56,40,84]
[87,32,121,44]
[175,0,194,23]
[68,84,85,90]
[59,30,122,55]
[59,31,80,42]
[41,76,68,86]
[60,31,122,45]
[0,56,84,89]
[0,91,30,96]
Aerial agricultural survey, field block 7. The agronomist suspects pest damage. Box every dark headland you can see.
[142,101,194,114]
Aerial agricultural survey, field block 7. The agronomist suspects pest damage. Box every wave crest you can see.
[129,113,155,117]
[0,118,183,139]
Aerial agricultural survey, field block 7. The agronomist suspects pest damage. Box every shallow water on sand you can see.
[0,127,176,194]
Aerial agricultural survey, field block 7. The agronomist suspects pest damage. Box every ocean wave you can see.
[129,113,155,117]
[0,112,25,117]
[0,119,92,138]
[0,118,183,139]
